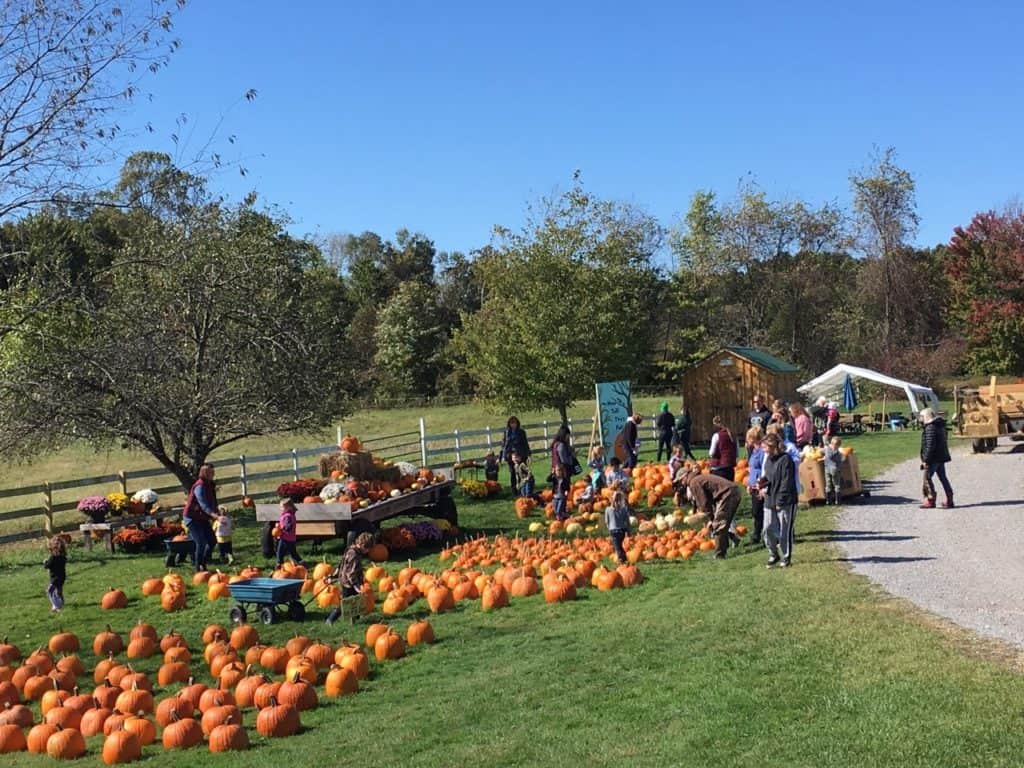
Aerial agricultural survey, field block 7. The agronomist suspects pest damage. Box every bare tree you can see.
[0,0,187,216]
[850,146,920,354]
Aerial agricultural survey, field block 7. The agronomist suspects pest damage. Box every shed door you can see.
[710,356,745,437]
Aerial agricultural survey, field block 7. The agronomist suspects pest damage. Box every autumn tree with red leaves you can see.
[945,210,1024,374]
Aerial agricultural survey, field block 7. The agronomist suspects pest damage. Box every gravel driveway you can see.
[835,443,1024,648]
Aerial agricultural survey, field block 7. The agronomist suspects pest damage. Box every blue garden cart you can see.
[227,578,306,625]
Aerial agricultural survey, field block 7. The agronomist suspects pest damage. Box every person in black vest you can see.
[655,402,675,462]
[499,416,531,493]
[918,408,954,508]
[708,415,737,482]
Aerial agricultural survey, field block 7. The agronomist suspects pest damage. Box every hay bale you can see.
[319,453,346,478]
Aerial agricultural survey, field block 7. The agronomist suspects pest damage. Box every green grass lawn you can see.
[1,428,1021,767]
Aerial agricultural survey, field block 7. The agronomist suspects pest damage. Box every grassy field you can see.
[2,428,1022,767]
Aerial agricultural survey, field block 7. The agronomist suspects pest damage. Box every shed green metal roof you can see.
[725,346,800,374]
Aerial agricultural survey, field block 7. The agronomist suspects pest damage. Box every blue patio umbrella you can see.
[843,373,858,411]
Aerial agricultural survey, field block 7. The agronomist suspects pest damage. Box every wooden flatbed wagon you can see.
[953,377,1024,453]
[254,476,457,544]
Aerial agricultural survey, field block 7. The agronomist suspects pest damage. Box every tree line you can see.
[1,149,1021,489]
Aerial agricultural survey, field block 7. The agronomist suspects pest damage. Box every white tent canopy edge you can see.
[797,363,940,415]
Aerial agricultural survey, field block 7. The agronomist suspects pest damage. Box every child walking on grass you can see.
[605,490,632,564]
[276,498,306,567]
[324,532,374,626]
[44,535,67,612]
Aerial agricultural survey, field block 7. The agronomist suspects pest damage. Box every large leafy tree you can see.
[0,154,347,489]
[372,281,446,401]
[946,210,1024,374]
[457,175,663,425]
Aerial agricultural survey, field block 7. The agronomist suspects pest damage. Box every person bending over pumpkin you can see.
[675,467,741,559]
[324,532,375,626]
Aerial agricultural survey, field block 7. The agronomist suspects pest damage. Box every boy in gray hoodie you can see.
[604,490,632,564]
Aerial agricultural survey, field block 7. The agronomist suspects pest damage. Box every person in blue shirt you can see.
[745,427,766,545]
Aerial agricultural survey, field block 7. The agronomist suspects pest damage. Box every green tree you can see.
[372,281,446,400]
[457,175,662,425]
[0,156,346,489]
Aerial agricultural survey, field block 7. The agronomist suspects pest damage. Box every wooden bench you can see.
[79,508,181,553]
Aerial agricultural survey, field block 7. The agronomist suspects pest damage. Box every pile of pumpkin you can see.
[0,616,435,761]
[351,554,645,615]
[513,459,752,521]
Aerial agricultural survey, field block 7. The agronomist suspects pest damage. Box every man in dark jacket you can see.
[655,402,675,462]
[918,408,953,508]
[621,414,642,469]
[673,406,696,460]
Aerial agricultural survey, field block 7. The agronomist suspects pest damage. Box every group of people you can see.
[41,397,957,612]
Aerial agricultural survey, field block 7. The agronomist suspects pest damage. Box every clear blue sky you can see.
[108,0,1024,255]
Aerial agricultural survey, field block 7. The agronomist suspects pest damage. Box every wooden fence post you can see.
[239,455,248,497]
[118,471,128,496]
[454,430,462,463]
[486,425,493,451]
[42,482,53,536]
[543,420,549,442]
[419,418,428,467]
[291,449,299,480]
[337,425,342,447]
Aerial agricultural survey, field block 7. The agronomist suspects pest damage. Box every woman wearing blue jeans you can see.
[183,464,218,570]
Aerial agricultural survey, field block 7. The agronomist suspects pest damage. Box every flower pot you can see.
[84,510,107,524]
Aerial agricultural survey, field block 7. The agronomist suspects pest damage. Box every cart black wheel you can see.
[164,554,175,568]
[287,601,305,622]
[229,605,247,625]
[258,605,276,625]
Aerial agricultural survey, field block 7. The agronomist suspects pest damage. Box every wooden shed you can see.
[680,346,801,443]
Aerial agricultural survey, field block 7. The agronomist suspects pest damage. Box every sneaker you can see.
[226,554,235,565]
[778,560,791,568]
[714,552,726,560]
[766,556,780,569]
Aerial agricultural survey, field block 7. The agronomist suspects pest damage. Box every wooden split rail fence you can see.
[0,411,673,546]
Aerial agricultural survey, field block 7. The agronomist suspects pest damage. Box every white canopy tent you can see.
[797,364,940,415]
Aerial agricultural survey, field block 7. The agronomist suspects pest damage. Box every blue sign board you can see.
[595,381,632,458]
